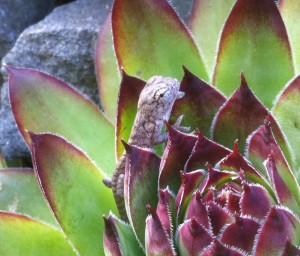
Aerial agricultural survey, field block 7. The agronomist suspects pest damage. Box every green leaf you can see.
[0,168,57,226]
[279,0,300,72]
[0,150,7,168]
[273,75,300,169]
[31,133,117,256]
[116,71,145,158]
[213,0,294,109]
[103,213,144,256]
[189,0,236,77]
[0,212,75,256]
[112,0,208,81]
[123,143,161,247]
[95,14,120,124]
[8,67,115,175]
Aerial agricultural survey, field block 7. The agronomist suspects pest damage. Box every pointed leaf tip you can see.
[213,0,294,108]
[121,139,132,154]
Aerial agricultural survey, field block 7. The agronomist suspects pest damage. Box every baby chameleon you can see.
[103,75,185,220]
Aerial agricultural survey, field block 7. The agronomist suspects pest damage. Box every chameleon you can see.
[103,75,185,220]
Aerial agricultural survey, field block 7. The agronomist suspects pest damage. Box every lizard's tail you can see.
[111,154,129,221]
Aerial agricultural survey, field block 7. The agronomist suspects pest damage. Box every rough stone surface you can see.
[0,0,112,160]
[0,1,55,73]
[171,0,193,23]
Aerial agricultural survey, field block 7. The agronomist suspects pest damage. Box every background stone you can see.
[0,0,56,84]
[0,0,112,161]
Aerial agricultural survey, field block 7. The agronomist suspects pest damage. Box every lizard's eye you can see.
[159,93,164,97]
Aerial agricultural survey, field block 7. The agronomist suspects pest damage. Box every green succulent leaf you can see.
[123,143,160,247]
[0,168,57,226]
[213,0,294,109]
[8,67,115,176]
[0,212,75,256]
[279,0,300,72]
[170,67,226,137]
[112,0,208,81]
[95,14,120,124]
[116,71,145,158]
[254,207,300,255]
[31,133,117,255]
[212,75,293,167]
[189,0,236,77]
[273,75,300,169]
[0,150,7,168]
[103,213,143,256]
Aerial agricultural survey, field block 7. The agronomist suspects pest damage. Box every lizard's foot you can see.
[173,115,190,132]
[102,177,112,188]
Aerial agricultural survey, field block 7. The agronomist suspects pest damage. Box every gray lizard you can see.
[103,75,185,220]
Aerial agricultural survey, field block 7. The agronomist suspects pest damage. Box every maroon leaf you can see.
[207,201,233,236]
[145,205,175,256]
[212,74,292,159]
[159,123,197,193]
[156,189,174,238]
[282,241,300,256]
[170,67,226,137]
[221,216,260,254]
[116,71,145,158]
[175,171,205,224]
[177,218,213,256]
[226,190,241,214]
[103,215,122,256]
[185,131,231,172]
[123,143,161,246]
[241,182,273,220]
[202,239,244,256]
[185,190,210,229]
[254,206,300,255]
[246,119,294,176]
[265,152,300,213]
[217,141,274,197]
[199,165,236,193]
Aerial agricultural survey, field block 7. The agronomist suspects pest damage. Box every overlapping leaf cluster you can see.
[0,0,299,255]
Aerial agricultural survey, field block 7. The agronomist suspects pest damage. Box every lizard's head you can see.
[138,76,184,119]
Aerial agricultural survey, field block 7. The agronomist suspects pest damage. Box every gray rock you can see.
[0,0,55,68]
[171,0,193,23]
[0,82,29,159]
[0,0,112,160]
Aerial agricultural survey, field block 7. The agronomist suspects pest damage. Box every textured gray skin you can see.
[104,76,184,220]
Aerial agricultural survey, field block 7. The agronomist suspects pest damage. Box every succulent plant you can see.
[0,0,300,255]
